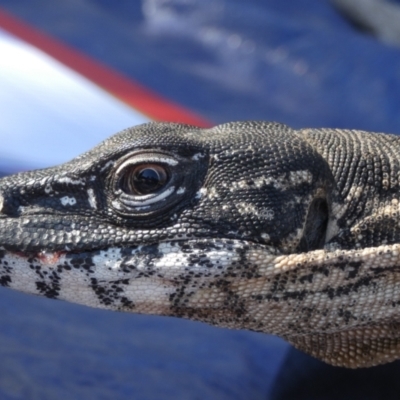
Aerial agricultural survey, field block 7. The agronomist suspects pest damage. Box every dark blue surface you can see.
[1,0,400,132]
[0,288,287,400]
[1,1,400,399]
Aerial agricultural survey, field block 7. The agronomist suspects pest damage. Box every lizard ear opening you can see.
[298,197,329,252]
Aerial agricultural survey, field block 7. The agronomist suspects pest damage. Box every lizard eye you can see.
[120,164,169,195]
[108,149,208,218]
[110,151,187,216]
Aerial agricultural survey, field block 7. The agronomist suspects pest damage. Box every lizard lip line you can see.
[4,250,66,265]
[1,237,281,263]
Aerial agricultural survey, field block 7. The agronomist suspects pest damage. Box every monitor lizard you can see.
[0,121,400,368]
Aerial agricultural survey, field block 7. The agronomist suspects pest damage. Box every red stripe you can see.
[0,8,211,127]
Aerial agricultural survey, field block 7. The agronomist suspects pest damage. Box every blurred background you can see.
[1,0,400,399]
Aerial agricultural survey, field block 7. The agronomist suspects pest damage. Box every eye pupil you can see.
[135,167,163,193]
[137,168,159,183]
[122,164,168,195]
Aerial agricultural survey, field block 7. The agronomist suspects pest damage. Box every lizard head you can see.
[0,121,399,368]
[0,121,332,253]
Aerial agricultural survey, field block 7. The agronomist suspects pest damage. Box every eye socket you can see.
[120,163,169,195]
[110,150,207,218]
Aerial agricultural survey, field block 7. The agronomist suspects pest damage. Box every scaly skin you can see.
[1,121,400,368]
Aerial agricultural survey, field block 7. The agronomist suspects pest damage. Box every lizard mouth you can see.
[31,251,65,264]
[3,234,280,260]
[0,205,287,255]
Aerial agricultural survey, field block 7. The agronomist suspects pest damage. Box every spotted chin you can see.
[0,239,274,314]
